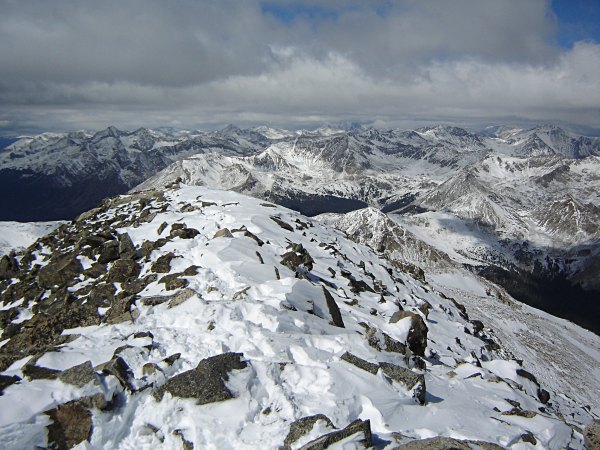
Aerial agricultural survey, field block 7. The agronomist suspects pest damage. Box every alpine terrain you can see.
[1,124,599,449]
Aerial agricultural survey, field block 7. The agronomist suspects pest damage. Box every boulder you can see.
[45,397,96,450]
[340,352,379,375]
[0,374,21,395]
[213,228,233,239]
[37,255,83,288]
[118,233,137,259]
[97,240,120,264]
[59,361,97,388]
[281,243,314,272]
[379,362,426,405]
[154,352,247,404]
[299,419,372,450]
[0,254,19,280]
[107,259,140,283]
[282,414,335,450]
[322,287,344,328]
[151,252,177,273]
[390,311,428,357]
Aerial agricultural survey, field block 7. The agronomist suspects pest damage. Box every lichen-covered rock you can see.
[151,252,177,273]
[379,362,426,405]
[37,255,83,288]
[299,419,372,450]
[0,254,19,280]
[107,259,141,283]
[59,361,97,388]
[153,352,247,404]
[281,414,335,450]
[340,352,379,375]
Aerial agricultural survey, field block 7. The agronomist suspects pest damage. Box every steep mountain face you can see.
[3,123,599,334]
[0,185,597,449]
[0,126,271,221]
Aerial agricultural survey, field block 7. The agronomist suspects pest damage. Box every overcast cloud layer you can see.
[1,0,599,134]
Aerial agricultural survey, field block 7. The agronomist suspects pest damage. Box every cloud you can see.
[0,0,598,133]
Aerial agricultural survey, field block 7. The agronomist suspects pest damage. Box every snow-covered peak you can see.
[0,184,595,448]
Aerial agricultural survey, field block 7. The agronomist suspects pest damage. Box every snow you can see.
[0,221,64,256]
[0,185,593,449]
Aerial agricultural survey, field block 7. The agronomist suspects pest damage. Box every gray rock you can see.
[97,240,120,264]
[340,352,379,375]
[299,419,372,450]
[281,414,335,450]
[101,356,135,391]
[22,363,61,381]
[151,252,177,273]
[213,228,233,238]
[393,437,471,449]
[322,287,344,328]
[379,362,426,405]
[107,259,141,283]
[118,233,137,259]
[0,374,21,395]
[59,361,97,388]
[0,254,19,280]
[154,352,247,404]
[37,255,83,288]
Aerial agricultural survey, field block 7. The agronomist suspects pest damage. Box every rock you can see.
[322,287,344,328]
[104,295,138,324]
[471,320,484,334]
[0,374,21,395]
[143,363,160,376]
[282,414,335,450]
[585,420,600,450]
[520,433,537,445]
[22,363,61,381]
[281,243,314,272]
[107,259,141,283]
[37,255,83,288]
[340,352,379,375]
[160,274,189,291]
[213,228,233,238]
[157,222,168,235]
[394,437,472,449]
[271,216,294,232]
[171,227,200,240]
[516,368,538,385]
[101,356,135,391]
[59,361,97,388]
[537,388,550,404]
[243,230,264,246]
[365,326,407,355]
[299,419,372,450]
[389,311,428,357]
[84,262,108,279]
[118,233,137,259]
[88,283,116,307]
[151,252,177,273]
[163,353,181,366]
[97,240,120,264]
[379,362,426,405]
[154,352,247,404]
[0,254,19,280]
[142,288,197,308]
[45,398,94,450]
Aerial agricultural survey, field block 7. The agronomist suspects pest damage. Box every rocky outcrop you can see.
[154,353,247,404]
[390,311,428,357]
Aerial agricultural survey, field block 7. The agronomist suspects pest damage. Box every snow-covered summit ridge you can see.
[0,184,596,448]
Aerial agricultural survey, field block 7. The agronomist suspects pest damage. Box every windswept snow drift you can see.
[0,185,596,449]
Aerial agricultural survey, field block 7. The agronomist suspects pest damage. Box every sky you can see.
[0,0,599,135]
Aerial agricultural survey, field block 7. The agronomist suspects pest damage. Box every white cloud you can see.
[0,0,598,133]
